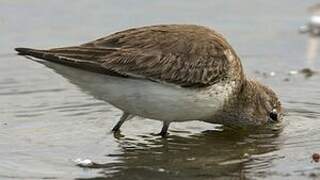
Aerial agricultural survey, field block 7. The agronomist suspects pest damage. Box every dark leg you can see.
[112,112,134,132]
[158,121,170,137]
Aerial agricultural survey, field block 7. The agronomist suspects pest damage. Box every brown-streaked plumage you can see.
[15,24,283,136]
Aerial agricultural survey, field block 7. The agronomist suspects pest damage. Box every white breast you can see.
[42,61,236,122]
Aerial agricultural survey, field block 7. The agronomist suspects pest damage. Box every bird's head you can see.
[238,80,283,126]
[219,80,283,129]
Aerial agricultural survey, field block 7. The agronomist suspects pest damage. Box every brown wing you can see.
[15,24,241,87]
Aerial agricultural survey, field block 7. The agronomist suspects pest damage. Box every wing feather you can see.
[16,24,241,87]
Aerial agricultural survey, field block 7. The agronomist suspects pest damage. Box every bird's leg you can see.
[158,121,170,137]
[112,112,134,132]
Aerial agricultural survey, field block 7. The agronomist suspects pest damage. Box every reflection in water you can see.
[306,37,318,67]
[3,1,320,179]
[77,129,282,179]
[300,4,320,68]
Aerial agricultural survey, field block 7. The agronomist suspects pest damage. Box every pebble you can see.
[243,153,250,158]
[300,68,317,77]
[288,70,298,75]
[283,78,290,82]
[186,157,196,161]
[74,158,94,167]
[270,72,276,76]
[312,153,320,162]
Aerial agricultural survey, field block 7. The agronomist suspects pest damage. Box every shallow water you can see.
[1,0,320,179]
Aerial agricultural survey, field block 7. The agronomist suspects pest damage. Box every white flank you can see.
[41,61,236,122]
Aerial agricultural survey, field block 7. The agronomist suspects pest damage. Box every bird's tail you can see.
[14,47,123,76]
[15,47,49,59]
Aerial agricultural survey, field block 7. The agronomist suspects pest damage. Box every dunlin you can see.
[15,24,283,136]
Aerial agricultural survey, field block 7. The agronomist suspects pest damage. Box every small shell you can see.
[312,153,320,162]
[74,158,94,166]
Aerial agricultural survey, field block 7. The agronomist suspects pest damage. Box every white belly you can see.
[41,61,236,122]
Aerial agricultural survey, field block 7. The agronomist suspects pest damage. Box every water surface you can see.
[1,0,320,179]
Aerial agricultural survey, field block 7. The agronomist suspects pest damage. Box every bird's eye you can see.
[269,109,278,121]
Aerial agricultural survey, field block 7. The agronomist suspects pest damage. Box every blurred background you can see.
[1,0,320,179]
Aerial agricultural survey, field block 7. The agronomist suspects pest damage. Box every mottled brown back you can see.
[16,24,244,87]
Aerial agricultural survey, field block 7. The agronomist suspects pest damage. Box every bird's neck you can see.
[208,79,263,127]
[238,79,259,104]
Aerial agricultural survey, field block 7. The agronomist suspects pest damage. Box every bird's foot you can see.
[156,131,169,138]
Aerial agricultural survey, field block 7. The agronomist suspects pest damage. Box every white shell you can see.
[74,158,93,166]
